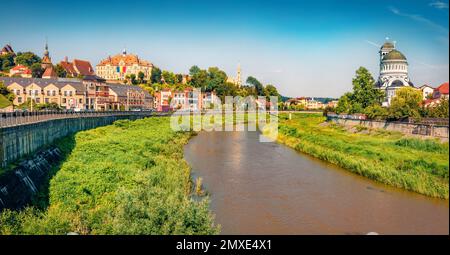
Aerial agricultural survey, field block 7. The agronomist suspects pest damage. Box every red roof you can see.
[436,82,449,94]
[73,59,94,76]
[60,59,94,76]
[42,67,57,78]
[11,65,28,71]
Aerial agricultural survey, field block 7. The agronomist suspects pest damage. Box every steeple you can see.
[237,63,242,88]
[41,39,52,69]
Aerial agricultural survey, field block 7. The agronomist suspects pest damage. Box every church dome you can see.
[381,42,395,49]
[383,50,406,61]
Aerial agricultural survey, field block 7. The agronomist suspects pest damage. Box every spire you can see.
[237,63,242,88]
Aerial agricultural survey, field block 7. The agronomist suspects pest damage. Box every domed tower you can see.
[376,40,413,106]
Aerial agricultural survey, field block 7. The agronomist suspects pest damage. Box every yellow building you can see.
[96,50,153,82]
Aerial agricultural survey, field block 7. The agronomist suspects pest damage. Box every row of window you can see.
[16,97,84,104]
[382,64,407,71]
[13,89,76,96]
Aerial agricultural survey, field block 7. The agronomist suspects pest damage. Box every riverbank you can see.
[0,117,219,234]
[265,113,449,199]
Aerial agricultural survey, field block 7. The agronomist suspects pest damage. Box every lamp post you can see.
[30,84,34,112]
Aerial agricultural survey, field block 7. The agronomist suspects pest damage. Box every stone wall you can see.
[0,114,150,168]
[328,117,449,140]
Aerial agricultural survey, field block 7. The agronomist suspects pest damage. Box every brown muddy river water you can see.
[184,130,449,235]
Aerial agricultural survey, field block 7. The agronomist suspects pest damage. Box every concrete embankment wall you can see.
[328,117,449,140]
[0,114,150,168]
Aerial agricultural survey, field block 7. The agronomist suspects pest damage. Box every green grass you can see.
[266,113,449,199]
[0,94,12,109]
[0,117,219,235]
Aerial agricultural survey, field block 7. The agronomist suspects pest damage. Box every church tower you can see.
[41,40,53,69]
[236,63,242,88]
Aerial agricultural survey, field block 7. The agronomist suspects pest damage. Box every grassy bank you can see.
[265,113,449,199]
[0,117,219,234]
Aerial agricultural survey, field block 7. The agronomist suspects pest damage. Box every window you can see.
[18,97,22,103]
[47,90,51,96]
[45,98,49,103]
[15,90,20,95]
[79,98,82,103]
[36,98,40,103]
[64,91,68,96]
[52,90,56,96]
[62,98,67,104]
[69,91,73,96]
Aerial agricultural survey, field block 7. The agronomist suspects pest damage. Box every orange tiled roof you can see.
[42,67,57,78]
[436,82,449,94]
[97,53,153,67]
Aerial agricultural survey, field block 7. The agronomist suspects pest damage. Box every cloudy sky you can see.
[1,0,448,97]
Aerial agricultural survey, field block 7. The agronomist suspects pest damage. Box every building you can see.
[306,99,324,110]
[1,44,14,56]
[375,40,414,106]
[41,42,53,70]
[108,84,152,110]
[96,49,153,82]
[9,65,32,78]
[419,84,434,100]
[42,66,57,79]
[60,57,95,77]
[154,88,172,112]
[327,100,339,108]
[0,76,153,111]
[432,82,449,100]
[226,64,242,87]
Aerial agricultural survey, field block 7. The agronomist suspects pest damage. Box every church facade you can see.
[375,41,414,106]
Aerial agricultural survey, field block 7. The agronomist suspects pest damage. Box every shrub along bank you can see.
[0,117,219,234]
[266,113,449,199]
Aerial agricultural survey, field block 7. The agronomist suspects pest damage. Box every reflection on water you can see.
[184,131,449,235]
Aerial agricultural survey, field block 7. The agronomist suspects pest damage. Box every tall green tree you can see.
[246,76,264,96]
[206,67,227,92]
[15,52,41,67]
[162,70,177,84]
[351,67,385,108]
[150,67,162,84]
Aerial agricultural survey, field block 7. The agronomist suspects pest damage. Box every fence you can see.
[0,110,153,128]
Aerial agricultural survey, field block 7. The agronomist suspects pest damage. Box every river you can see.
[184,130,449,235]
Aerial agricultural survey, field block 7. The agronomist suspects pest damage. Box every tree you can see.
[206,67,227,92]
[55,64,67,78]
[264,84,280,100]
[0,53,15,71]
[0,81,15,101]
[162,71,177,84]
[189,66,208,89]
[388,87,422,120]
[364,104,388,120]
[246,76,264,96]
[150,67,162,84]
[15,52,41,67]
[335,92,353,114]
[351,67,385,109]
[31,63,44,78]
[129,74,137,85]
[423,99,449,118]
[138,71,145,84]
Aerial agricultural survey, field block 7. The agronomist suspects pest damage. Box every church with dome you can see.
[375,40,414,106]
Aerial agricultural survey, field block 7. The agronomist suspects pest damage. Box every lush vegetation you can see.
[333,67,449,120]
[0,117,219,234]
[0,81,14,107]
[266,113,449,199]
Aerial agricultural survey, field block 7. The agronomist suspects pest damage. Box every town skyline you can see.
[1,0,449,98]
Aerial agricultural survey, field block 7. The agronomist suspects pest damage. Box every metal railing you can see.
[0,110,153,128]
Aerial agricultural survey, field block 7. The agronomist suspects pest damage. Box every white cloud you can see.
[388,6,448,34]
[365,40,381,48]
[429,1,449,9]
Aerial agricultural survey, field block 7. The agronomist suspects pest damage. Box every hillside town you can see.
[0,40,448,116]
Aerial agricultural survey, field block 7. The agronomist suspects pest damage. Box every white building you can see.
[419,85,434,100]
[375,41,414,106]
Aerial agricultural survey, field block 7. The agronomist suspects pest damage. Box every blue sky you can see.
[1,0,448,97]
